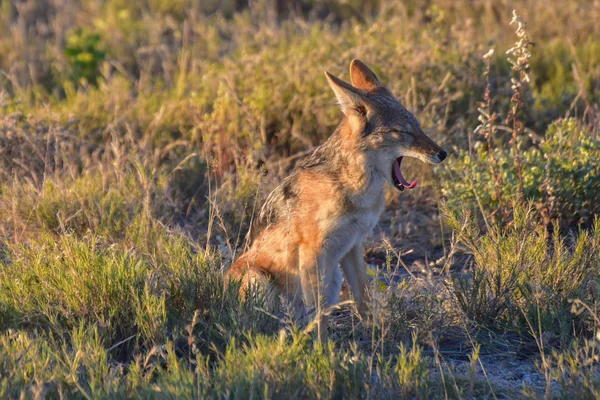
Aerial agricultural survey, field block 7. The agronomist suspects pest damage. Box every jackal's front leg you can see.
[298,245,342,342]
[340,244,369,316]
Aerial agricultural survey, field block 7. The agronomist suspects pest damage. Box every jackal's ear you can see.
[350,59,381,91]
[325,71,366,115]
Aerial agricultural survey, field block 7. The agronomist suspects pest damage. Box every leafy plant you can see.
[442,118,600,228]
[65,29,106,85]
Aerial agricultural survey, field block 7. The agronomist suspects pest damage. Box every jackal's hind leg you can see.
[225,258,276,309]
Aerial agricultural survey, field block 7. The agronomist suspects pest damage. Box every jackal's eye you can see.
[383,130,401,136]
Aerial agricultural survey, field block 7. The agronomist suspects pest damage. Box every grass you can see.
[1,0,600,398]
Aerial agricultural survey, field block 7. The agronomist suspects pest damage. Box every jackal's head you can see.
[325,59,447,191]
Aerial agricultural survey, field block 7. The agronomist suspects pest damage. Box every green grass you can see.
[1,0,600,398]
[444,205,600,341]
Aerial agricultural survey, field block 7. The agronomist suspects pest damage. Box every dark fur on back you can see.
[249,172,298,242]
[248,123,350,243]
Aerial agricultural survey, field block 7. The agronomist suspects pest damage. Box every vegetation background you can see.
[1,0,599,398]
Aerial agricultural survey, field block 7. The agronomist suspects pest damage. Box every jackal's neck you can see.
[324,119,385,197]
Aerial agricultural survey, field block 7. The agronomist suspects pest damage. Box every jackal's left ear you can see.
[350,59,381,91]
[325,71,366,116]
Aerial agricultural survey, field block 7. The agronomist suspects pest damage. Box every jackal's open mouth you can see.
[391,157,417,192]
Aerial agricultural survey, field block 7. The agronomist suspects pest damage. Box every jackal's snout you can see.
[421,141,447,164]
[430,148,447,163]
[411,128,447,164]
[437,149,448,162]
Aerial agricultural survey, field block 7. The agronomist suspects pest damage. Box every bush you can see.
[441,118,600,228]
[444,204,600,341]
[65,29,106,85]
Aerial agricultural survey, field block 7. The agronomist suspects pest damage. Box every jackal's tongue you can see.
[392,157,417,189]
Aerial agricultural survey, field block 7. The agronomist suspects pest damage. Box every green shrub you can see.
[377,337,431,399]
[444,204,600,341]
[441,118,600,227]
[65,29,106,85]
[545,337,600,399]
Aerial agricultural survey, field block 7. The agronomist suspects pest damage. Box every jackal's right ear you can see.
[325,71,366,116]
[350,59,382,91]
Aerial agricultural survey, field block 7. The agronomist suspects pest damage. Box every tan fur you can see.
[225,59,446,341]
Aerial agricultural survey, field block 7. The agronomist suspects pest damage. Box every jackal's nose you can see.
[438,149,447,162]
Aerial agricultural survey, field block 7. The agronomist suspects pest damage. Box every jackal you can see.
[226,59,447,339]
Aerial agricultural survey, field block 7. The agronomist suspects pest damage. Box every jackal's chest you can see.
[345,194,385,235]
[321,191,385,254]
